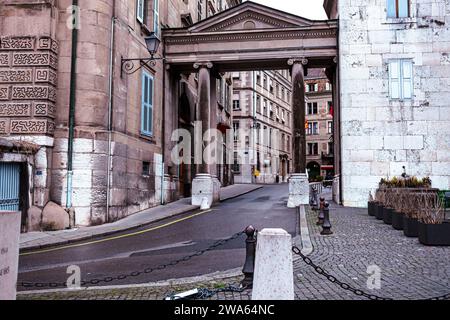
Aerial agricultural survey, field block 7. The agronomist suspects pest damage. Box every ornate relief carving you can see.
[0,86,9,100]
[38,37,59,54]
[193,62,213,69]
[10,119,50,134]
[12,86,56,102]
[0,103,31,117]
[0,119,9,134]
[0,37,35,50]
[0,69,33,83]
[287,58,309,66]
[33,102,55,118]
[12,52,58,70]
[35,68,57,85]
[0,54,9,66]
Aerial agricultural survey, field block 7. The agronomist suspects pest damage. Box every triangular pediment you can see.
[188,1,314,33]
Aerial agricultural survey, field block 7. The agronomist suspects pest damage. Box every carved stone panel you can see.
[38,37,59,54]
[12,86,56,102]
[0,54,10,66]
[0,37,35,50]
[0,69,33,83]
[12,52,58,70]
[0,86,9,100]
[0,119,9,134]
[0,103,32,117]
[10,119,53,134]
[33,102,55,118]
[35,68,57,85]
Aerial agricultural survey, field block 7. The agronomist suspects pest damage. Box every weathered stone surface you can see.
[27,206,42,232]
[287,173,309,208]
[191,174,220,209]
[252,228,294,300]
[41,201,70,231]
[0,211,21,300]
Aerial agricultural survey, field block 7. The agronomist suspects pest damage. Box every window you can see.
[307,84,316,92]
[328,142,333,155]
[281,87,285,101]
[142,161,150,176]
[256,95,261,113]
[269,79,274,94]
[287,136,290,153]
[281,109,285,123]
[233,152,240,172]
[389,59,413,100]
[327,121,333,134]
[307,102,318,115]
[136,0,145,23]
[387,0,409,18]
[263,75,267,89]
[233,121,239,141]
[256,72,261,85]
[308,143,319,156]
[263,99,267,116]
[141,71,154,136]
[325,82,332,91]
[307,122,319,135]
[233,99,240,110]
[154,0,160,37]
[327,101,333,114]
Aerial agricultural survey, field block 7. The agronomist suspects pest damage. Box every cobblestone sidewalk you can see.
[294,190,450,300]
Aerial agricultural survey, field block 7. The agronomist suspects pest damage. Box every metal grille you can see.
[0,162,21,211]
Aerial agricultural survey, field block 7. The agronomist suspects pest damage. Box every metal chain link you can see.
[19,230,245,289]
[293,246,450,301]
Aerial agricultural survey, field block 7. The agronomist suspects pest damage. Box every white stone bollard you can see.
[191,174,220,209]
[287,173,310,208]
[0,211,21,300]
[252,228,294,300]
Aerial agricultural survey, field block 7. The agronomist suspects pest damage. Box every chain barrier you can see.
[19,230,245,290]
[293,246,450,301]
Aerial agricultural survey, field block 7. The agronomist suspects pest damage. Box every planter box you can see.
[383,207,393,225]
[368,202,376,217]
[418,222,450,246]
[403,216,419,237]
[375,203,384,220]
[392,211,404,230]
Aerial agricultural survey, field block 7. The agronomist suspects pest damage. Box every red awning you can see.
[321,165,334,170]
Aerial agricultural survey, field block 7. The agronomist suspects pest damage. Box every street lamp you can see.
[121,32,165,77]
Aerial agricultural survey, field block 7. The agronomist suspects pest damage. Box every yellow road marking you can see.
[20,209,213,257]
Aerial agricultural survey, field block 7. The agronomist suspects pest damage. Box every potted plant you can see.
[374,189,385,220]
[368,192,376,217]
[382,190,394,225]
[418,193,450,246]
[391,189,405,230]
[403,193,420,237]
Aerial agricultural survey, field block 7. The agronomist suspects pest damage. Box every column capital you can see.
[287,57,308,66]
[193,62,213,69]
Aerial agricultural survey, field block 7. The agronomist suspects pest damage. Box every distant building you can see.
[232,70,293,184]
[305,69,334,181]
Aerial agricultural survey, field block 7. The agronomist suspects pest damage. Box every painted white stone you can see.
[252,228,294,300]
[0,211,21,300]
[287,173,309,208]
[191,174,220,209]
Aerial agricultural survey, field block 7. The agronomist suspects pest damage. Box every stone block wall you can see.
[338,0,450,207]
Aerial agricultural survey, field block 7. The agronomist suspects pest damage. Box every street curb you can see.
[20,186,263,254]
[16,268,243,295]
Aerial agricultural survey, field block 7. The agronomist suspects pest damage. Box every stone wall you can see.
[338,0,450,207]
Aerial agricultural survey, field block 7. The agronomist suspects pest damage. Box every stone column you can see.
[287,58,309,208]
[191,62,219,209]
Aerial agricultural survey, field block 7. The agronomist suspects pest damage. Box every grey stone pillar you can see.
[194,62,213,174]
[288,58,308,173]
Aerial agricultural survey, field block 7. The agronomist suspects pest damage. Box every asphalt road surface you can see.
[18,184,298,291]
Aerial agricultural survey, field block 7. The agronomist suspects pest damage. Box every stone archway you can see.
[163,1,339,208]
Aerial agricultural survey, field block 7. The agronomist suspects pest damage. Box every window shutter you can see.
[387,0,396,18]
[137,0,144,23]
[389,60,400,99]
[401,60,413,99]
[141,71,154,136]
[154,0,160,36]
[398,0,409,18]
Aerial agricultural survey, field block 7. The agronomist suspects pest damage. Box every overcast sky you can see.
[246,0,328,20]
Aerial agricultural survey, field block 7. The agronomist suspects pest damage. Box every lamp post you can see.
[120,32,165,77]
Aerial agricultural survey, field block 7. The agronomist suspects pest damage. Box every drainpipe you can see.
[66,0,79,211]
[106,4,117,223]
[161,37,166,205]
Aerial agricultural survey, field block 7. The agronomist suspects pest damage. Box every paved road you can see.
[18,184,298,291]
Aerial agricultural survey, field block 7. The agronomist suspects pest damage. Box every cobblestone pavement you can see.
[293,189,450,300]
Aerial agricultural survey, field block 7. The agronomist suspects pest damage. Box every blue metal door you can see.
[0,162,21,211]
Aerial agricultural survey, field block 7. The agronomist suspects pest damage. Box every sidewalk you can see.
[20,184,263,252]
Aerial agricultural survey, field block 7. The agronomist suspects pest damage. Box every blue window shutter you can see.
[141,71,154,136]
[389,60,400,99]
[137,0,144,23]
[398,0,409,18]
[387,0,396,18]
[401,60,413,99]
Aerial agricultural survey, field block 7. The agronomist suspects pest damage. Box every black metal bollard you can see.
[317,197,325,225]
[321,202,333,235]
[241,225,256,288]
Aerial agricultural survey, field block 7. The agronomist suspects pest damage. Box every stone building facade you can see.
[304,68,334,180]
[0,0,240,231]
[325,0,450,207]
[232,70,293,184]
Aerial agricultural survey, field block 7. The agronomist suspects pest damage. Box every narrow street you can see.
[17,184,298,290]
